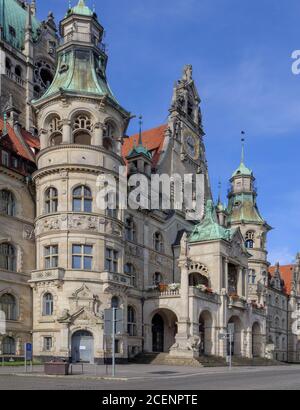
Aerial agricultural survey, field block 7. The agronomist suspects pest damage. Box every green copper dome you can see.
[189,200,231,243]
[0,0,41,50]
[128,144,152,160]
[67,0,94,17]
[232,161,253,178]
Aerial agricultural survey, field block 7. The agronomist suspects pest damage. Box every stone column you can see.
[94,122,104,146]
[61,119,72,144]
[225,258,229,293]
[59,323,70,359]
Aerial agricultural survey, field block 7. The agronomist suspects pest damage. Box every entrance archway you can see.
[71,330,94,363]
[199,310,213,356]
[228,316,243,356]
[151,309,178,353]
[252,322,262,357]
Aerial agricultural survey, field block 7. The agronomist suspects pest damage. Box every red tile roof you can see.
[0,119,37,162]
[269,264,294,295]
[122,124,167,167]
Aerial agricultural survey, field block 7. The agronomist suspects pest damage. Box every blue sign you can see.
[25,343,32,361]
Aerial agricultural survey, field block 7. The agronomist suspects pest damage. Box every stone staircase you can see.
[130,353,285,368]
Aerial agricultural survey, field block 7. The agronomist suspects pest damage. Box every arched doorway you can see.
[199,310,213,356]
[228,316,243,356]
[152,314,164,352]
[151,309,178,353]
[71,330,94,363]
[252,322,262,357]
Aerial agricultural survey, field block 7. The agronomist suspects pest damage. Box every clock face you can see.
[185,135,198,159]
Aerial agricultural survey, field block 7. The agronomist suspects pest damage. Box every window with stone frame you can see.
[73,114,93,132]
[43,293,54,316]
[0,243,16,272]
[245,231,255,249]
[125,216,136,242]
[127,306,137,336]
[45,187,58,213]
[105,248,119,273]
[72,245,93,270]
[103,121,116,151]
[0,190,16,216]
[3,336,16,355]
[154,232,164,253]
[153,272,162,286]
[0,293,17,321]
[72,185,92,213]
[43,337,53,352]
[44,245,59,269]
[124,263,137,287]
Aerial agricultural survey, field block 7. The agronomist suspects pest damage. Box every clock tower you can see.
[158,65,212,212]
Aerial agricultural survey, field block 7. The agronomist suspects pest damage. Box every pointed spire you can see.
[241,131,245,164]
[31,0,37,16]
[138,115,143,146]
[217,178,222,204]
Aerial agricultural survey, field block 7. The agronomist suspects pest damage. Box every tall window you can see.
[124,263,136,287]
[45,187,58,213]
[245,231,255,249]
[3,336,16,355]
[153,272,162,286]
[43,337,53,352]
[0,243,16,271]
[154,232,164,252]
[72,186,92,212]
[103,122,115,151]
[127,306,137,336]
[44,245,58,269]
[105,248,119,273]
[111,296,119,308]
[125,217,136,242]
[2,151,9,167]
[0,294,17,320]
[0,190,16,216]
[15,65,22,78]
[43,293,54,316]
[72,245,93,270]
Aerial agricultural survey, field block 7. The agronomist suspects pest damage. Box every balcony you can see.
[146,284,181,298]
[228,295,248,310]
[5,69,25,87]
[30,268,65,283]
[101,271,132,287]
[189,286,219,303]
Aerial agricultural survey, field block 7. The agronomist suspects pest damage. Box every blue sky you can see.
[37,0,300,265]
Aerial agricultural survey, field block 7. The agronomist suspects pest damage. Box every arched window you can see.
[72,186,92,212]
[0,243,16,271]
[43,293,54,316]
[73,114,93,132]
[124,263,136,287]
[154,232,164,252]
[111,296,119,309]
[15,65,22,78]
[45,187,58,213]
[0,294,17,320]
[275,317,280,328]
[127,306,137,336]
[0,190,16,216]
[245,231,255,249]
[3,336,16,355]
[5,58,12,71]
[282,318,285,329]
[73,131,91,145]
[153,272,162,286]
[125,217,136,242]
[103,122,115,151]
[50,133,62,146]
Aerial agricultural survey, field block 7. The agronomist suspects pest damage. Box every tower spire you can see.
[138,115,143,146]
[217,178,222,205]
[241,131,245,164]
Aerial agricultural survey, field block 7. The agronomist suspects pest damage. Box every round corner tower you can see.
[30,0,131,363]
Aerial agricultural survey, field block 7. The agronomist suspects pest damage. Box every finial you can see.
[217,178,222,204]
[241,131,245,164]
[26,3,32,31]
[138,115,143,146]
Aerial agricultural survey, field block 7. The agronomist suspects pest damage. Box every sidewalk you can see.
[0,363,297,381]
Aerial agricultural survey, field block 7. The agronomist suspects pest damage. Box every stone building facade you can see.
[0,0,299,364]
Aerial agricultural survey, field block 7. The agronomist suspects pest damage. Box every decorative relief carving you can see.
[23,225,35,241]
